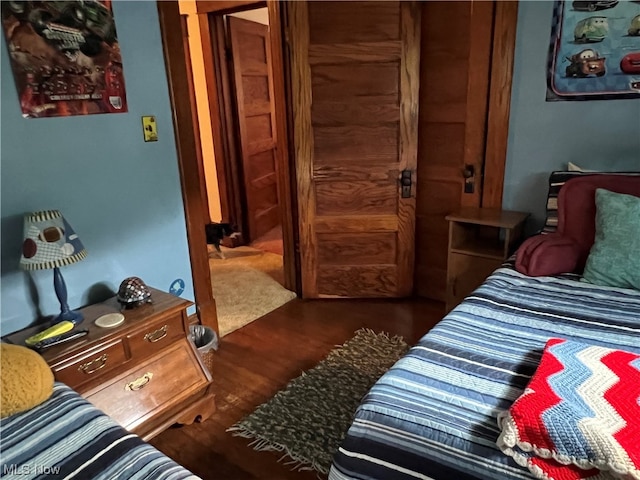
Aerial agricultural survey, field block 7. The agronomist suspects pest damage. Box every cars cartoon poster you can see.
[1,1,128,118]
[547,0,640,100]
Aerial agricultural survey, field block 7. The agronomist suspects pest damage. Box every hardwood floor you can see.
[149,297,445,480]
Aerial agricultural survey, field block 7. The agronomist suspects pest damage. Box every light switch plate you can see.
[142,116,158,142]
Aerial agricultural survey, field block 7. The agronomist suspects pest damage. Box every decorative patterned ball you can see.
[117,276,152,308]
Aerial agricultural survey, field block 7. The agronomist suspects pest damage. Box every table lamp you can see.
[20,210,87,325]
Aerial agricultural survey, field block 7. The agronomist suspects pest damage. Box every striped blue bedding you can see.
[329,266,640,480]
[0,383,198,480]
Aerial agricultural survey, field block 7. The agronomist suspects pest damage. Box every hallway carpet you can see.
[210,246,296,337]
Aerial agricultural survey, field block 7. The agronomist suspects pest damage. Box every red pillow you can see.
[515,233,581,277]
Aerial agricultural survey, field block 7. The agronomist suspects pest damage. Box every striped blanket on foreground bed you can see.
[329,266,640,480]
[0,383,198,480]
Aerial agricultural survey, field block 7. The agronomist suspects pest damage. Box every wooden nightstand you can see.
[3,287,215,441]
[445,207,529,312]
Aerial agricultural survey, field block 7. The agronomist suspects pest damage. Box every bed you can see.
[330,173,640,480]
[0,382,198,479]
[329,264,640,480]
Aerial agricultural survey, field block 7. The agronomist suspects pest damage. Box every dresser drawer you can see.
[52,340,128,389]
[126,311,184,359]
[84,339,208,434]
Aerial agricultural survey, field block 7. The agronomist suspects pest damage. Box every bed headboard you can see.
[559,174,640,271]
[516,174,640,277]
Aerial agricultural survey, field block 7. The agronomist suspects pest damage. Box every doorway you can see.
[157,1,518,334]
[179,1,297,336]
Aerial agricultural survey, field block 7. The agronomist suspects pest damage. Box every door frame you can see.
[156,0,516,324]
[482,1,519,209]
[159,1,299,302]
[197,1,298,292]
[157,1,218,333]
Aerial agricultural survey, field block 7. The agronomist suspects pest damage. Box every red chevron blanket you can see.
[497,338,640,480]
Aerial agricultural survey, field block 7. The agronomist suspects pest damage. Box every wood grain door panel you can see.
[317,265,398,298]
[314,125,399,165]
[414,1,494,300]
[317,232,397,266]
[315,181,398,216]
[228,16,280,242]
[290,1,420,298]
[312,99,400,125]
[246,149,275,179]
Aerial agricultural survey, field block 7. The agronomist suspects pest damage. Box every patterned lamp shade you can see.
[20,210,87,270]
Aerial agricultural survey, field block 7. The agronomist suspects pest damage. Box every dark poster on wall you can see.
[547,0,640,101]
[1,1,128,118]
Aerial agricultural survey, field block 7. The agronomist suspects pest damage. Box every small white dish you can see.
[95,313,125,328]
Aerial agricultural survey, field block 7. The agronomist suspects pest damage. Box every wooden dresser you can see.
[4,287,215,441]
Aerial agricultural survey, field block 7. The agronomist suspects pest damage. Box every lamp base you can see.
[53,266,83,326]
[54,309,84,326]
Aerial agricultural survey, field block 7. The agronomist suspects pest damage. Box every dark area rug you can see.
[227,329,409,475]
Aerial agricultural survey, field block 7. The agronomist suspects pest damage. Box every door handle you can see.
[400,169,412,198]
[463,164,475,194]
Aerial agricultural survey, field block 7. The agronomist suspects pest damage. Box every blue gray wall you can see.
[503,1,640,232]
[1,1,194,334]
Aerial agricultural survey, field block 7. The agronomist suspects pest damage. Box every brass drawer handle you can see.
[144,325,168,343]
[125,372,153,391]
[78,354,108,374]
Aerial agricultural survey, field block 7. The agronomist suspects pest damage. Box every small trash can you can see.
[189,325,218,373]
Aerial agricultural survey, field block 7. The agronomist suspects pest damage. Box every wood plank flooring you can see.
[149,297,445,480]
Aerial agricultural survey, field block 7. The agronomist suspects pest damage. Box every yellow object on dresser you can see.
[0,343,54,418]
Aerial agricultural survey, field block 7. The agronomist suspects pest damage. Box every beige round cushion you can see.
[1,343,54,418]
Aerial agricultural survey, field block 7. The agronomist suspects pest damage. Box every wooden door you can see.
[228,16,280,242]
[289,1,421,298]
[414,1,495,301]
